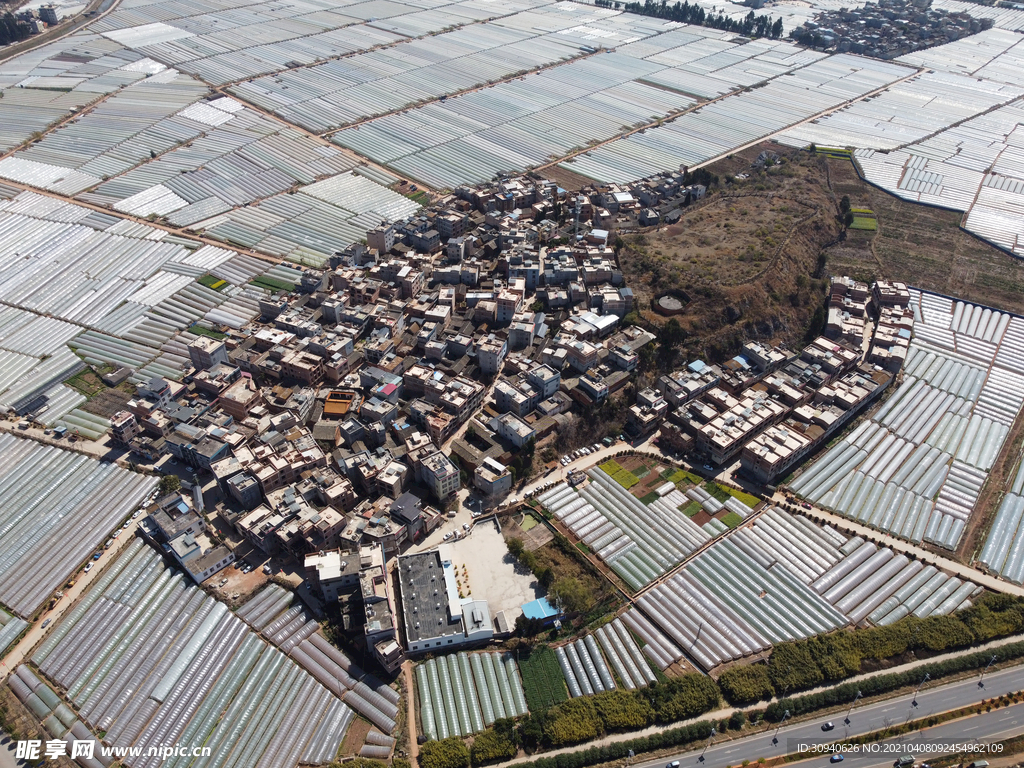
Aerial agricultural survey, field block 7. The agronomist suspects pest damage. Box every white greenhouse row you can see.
[595,619,656,690]
[978,460,1024,584]
[0,607,29,658]
[7,665,110,768]
[0,435,157,617]
[239,584,400,734]
[32,540,352,768]
[416,652,527,741]
[791,292,1024,550]
[856,99,1024,257]
[537,469,713,591]
[557,636,616,697]
[624,507,982,671]
[562,54,911,184]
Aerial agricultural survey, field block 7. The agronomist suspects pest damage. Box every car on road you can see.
[821,722,834,731]
[41,618,51,629]
[703,464,714,471]
[666,762,680,768]
[894,757,915,767]
[83,563,92,573]
[830,756,844,763]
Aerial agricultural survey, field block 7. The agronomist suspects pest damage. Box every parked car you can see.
[122,520,131,529]
[132,509,142,519]
[83,563,92,573]
[703,464,714,471]
[463,523,471,531]
[92,552,101,560]
[262,565,272,575]
[443,532,453,541]
[471,511,482,518]
[41,618,51,629]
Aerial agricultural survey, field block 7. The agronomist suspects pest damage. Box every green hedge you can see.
[727,594,1024,706]
[471,721,520,766]
[718,664,774,705]
[518,673,720,750]
[421,738,471,768]
[765,638,1024,722]
[516,720,717,768]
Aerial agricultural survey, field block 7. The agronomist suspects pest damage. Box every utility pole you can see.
[699,728,716,762]
[912,673,930,706]
[979,654,997,687]
[845,690,862,724]
[772,710,790,745]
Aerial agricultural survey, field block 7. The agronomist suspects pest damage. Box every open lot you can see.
[448,518,543,622]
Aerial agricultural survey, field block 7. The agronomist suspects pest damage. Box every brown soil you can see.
[823,156,1024,315]
[341,716,373,756]
[618,145,841,362]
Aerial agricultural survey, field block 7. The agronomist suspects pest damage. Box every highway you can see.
[631,664,1024,768]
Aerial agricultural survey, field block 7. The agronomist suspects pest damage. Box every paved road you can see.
[0,516,148,684]
[814,703,1023,768]
[631,665,1024,768]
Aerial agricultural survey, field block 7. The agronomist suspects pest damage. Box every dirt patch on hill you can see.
[618,146,841,361]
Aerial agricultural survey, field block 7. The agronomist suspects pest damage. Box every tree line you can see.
[594,0,784,39]
[0,13,33,46]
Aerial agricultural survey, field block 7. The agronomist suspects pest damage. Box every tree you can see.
[158,474,181,495]
[549,577,591,614]
[770,17,783,38]
[507,537,525,559]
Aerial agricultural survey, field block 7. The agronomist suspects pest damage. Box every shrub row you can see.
[518,674,720,749]
[720,594,1024,704]
[764,638,1024,721]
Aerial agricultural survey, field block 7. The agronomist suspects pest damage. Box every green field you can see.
[518,645,568,711]
[703,481,760,509]
[679,500,702,517]
[611,469,639,489]
[599,460,624,476]
[639,491,659,505]
[849,216,878,231]
[721,512,743,528]
[250,275,297,292]
[189,324,227,340]
[197,274,227,290]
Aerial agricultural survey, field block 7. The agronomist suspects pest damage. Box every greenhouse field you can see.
[31,539,353,768]
[416,652,527,741]
[0,435,157,617]
[791,291,1024,551]
[625,507,982,671]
